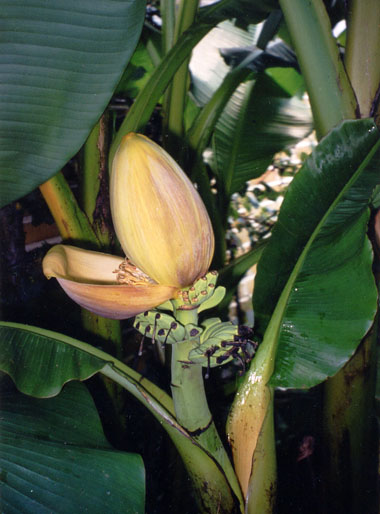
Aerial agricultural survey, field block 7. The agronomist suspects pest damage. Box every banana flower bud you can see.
[43,134,215,319]
[111,133,214,288]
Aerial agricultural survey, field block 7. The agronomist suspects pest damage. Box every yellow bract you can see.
[43,133,215,319]
[43,245,177,320]
[111,133,214,288]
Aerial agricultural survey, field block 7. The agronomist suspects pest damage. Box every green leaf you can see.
[0,380,145,513]
[266,66,305,96]
[0,323,108,398]
[0,322,174,412]
[109,2,276,161]
[372,183,380,208]
[0,322,244,511]
[0,0,145,207]
[227,120,380,501]
[253,119,380,388]
[109,17,219,162]
[210,72,312,196]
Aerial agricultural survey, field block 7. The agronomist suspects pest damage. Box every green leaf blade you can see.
[0,323,109,398]
[253,119,380,388]
[0,324,243,511]
[254,119,380,333]
[211,73,313,196]
[273,225,376,387]
[0,0,145,207]
[0,381,145,514]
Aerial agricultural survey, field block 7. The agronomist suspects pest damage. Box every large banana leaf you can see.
[210,72,312,197]
[0,324,108,398]
[0,322,172,406]
[0,0,145,207]
[253,118,380,388]
[1,380,145,513]
[0,322,244,512]
[227,119,380,500]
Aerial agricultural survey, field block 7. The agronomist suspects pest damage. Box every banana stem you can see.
[316,4,380,512]
[81,114,112,247]
[278,0,357,138]
[171,308,212,433]
[171,307,244,508]
[39,172,98,245]
[345,0,380,118]
[246,397,276,514]
[103,360,243,513]
[163,0,199,159]
[322,326,378,514]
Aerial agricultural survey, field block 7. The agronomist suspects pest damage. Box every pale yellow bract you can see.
[43,133,215,320]
[111,133,214,288]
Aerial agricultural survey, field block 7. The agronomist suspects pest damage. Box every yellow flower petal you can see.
[43,245,177,319]
[110,133,214,288]
[43,245,124,284]
[55,279,176,320]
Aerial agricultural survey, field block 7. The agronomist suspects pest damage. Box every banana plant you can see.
[1,1,380,513]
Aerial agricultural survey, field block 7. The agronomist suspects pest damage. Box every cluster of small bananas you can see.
[171,270,225,312]
[134,313,257,376]
[133,272,258,375]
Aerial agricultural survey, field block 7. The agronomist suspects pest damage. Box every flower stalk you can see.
[170,307,211,432]
[170,304,244,507]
